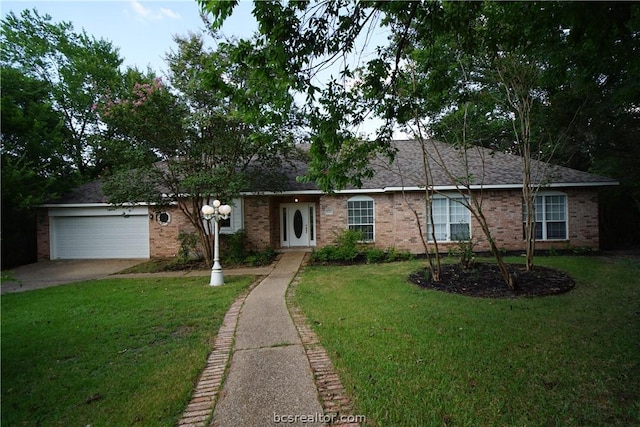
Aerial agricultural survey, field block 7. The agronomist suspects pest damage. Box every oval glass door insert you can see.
[293,209,303,238]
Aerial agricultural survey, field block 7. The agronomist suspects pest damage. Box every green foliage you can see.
[311,228,414,265]
[1,10,127,266]
[98,33,301,265]
[1,8,124,178]
[202,1,640,248]
[334,228,364,250]
[365,248,386,264]
[311,229,363,264]
[177,231,203,261]
[448,240,476,269]
[219,230,277,267]
[0,68,75,208]
[242,248,277,267]
[385,247,414,262]
[222,229,249,264]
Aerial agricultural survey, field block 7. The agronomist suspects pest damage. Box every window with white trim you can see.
[427,195,471,241]
[347,195,374,242]
[522,193,567,240]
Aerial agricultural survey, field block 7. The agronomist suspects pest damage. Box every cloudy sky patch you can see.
[129,1,181,22]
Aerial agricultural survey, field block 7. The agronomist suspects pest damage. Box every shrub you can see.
[177,231,203,261]
[335,228,364,249]
[448,240,475,269]
[386,247,414,262]
[366,248,386,264]
[310,229,417,265]
[246,247,277,266]
[219,230,277,267]
[223,229,249,263]
[310,229,364,264]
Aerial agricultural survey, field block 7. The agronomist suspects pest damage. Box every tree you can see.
[1,8,130,267]
[1,9,124,179]
[99,34,301,265]
[0,68,73,267]
[201,0,640,256]
[1,68,72,208]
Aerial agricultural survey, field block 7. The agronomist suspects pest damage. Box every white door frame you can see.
[280,203,316,248]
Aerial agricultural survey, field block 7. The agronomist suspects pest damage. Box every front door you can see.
[280,203,316,247]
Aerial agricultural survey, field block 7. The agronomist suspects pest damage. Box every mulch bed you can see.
[408,262,575,298]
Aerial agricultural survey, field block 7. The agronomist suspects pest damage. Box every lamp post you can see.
[201,200,232,286]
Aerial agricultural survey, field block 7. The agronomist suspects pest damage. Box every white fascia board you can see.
[546,181,619,188]
[41,201,179,208]
[40,202,147,208]
[383,182,619,192]
[48,205,149,217]
[240,190,325,196]
[40,202,114,208]
[208,180,620,199]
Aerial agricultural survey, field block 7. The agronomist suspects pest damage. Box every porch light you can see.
[201,200,232,286]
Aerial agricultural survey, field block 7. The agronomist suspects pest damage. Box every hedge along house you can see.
[36,140,618,260]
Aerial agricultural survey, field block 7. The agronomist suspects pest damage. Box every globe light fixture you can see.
[201,200,232,286]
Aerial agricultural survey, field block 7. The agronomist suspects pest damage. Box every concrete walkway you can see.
[211,251,323,426]
[177,252,358,427]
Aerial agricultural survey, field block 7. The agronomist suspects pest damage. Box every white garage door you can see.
[51,210,149,259]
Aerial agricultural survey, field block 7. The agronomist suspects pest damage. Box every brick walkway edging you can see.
[176,278,261,427]
[286,256,361,427]
[177,256,360,427]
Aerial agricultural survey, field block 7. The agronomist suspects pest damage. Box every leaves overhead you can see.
[200,1,639,187]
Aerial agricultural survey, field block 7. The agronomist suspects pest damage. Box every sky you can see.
[1,0,257,75]
[1,0,394,137]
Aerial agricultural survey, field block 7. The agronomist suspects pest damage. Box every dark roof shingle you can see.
[45,140,617,205]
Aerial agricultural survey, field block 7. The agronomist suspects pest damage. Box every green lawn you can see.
[295,256,640,426]
[1,275,254,426]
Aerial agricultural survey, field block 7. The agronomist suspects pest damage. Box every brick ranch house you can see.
[37,140,618,260]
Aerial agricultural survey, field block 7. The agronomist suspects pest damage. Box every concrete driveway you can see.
[1,259,147,294]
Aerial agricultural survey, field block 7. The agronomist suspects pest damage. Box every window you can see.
[427,196,471,241]
[157,211,171,225]
[347,196,374,241]
[523,193,567,240]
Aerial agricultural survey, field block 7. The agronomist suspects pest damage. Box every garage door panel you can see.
[52,215,149,259]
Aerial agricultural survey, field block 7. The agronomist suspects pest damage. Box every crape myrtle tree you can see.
[99,33,302,266]
[383,20,558,278]
[398,2,639,267]
[201,0,640,270]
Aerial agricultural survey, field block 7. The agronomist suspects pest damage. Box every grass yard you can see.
[295,256,640,426]
[1,275,255,426]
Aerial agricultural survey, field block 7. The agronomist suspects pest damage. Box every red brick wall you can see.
[472,190,523,252]
[148,206,195,258]
[243,195,272,250]
[317,195,348,247]
[36,209,50,260]
[566,187,600,248]
[314,188,602,254]
[36,188,601,260]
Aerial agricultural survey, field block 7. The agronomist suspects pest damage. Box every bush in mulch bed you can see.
[409,262,575,298]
